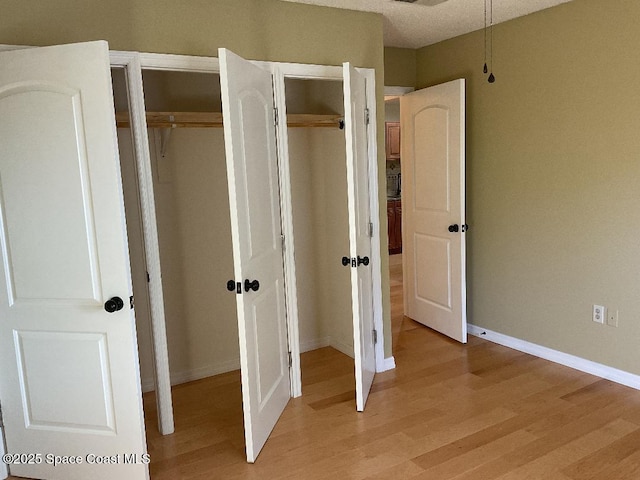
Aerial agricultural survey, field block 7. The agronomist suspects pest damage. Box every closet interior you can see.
[110,67,358,434]
[284,78,355,367]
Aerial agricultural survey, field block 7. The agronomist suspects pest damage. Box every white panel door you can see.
[401,79,467,343]
[219,48,290,463]
[343,63,376,412]
[0,42,148,479]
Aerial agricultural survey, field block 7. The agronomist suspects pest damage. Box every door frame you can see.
[110,51,175,436]
[0,45,386,441]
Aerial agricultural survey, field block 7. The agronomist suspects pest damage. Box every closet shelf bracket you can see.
[159,124,175,158]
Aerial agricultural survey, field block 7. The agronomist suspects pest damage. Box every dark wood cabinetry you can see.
[385,122,401,161]
[387,199,402,254]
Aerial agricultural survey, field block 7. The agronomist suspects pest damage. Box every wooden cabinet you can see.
[387,199,402,254]
[385,122,401,161]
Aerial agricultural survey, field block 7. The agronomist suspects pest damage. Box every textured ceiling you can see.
[280,0,574,48]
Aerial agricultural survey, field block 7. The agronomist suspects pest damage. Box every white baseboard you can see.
[301,335,396,373]
[140,336,395,394]
[141,358,241,393]
[468,324,640,390]
[299,336,330,353]
[380,356,396,372]
[330,336,354,359]
[302,335,396,372]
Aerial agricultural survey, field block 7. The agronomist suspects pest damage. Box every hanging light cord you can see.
[482,0,496,83]
[488,0,496,83]
[483,0,488,74]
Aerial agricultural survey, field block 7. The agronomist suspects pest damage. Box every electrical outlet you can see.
[592,304,606,324]
[607,309,619,327]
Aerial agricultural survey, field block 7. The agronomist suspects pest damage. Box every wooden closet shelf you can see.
[115,112,344,129]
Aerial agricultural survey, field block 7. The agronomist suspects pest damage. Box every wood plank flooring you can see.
[141,260,640,479]
[9,259,640,479]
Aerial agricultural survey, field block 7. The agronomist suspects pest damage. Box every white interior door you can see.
[343,63,376,412]
[219,48,290,463]
[400,79,467,343]
[0,42,148,479]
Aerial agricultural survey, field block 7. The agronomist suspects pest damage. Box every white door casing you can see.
[110,51,175,436]
[343,63,376,411]
[401,79,467,343]
[219,48,291,463]
[0,42,148,479]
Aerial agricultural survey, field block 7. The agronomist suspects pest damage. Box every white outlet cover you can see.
[593,305,605,324]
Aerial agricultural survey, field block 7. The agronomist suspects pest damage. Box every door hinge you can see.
[281,234,286,252]
[365,108,370,125]
[373,329,378,345]
[130,296,135,310]
[274,107,279,126]
[146,271,150,283]
[288,351,292,368]
[368,222,374,238]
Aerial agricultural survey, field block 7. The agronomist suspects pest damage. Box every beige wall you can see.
[119,125,240,389]
[1,0,393,358]
[289,127,354,356]
[152,128,240,384]
[415,0,640,374]
[384,47,416,88]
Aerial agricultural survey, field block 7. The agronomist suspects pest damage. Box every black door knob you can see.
[357,256,370,266]
[448,224,460,233]
[342,256,350,267]
[104,296,124,313]
[227,280,236,292]
[244,279,260,292]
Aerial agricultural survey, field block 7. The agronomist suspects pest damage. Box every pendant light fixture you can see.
[483,0,496,83]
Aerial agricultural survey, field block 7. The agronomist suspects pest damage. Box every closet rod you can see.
[115,112,344,129]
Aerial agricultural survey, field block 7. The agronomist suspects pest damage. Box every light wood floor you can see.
[140,261,640,479]
[12,262,639,479]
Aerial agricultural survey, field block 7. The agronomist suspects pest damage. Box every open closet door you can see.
[400,79,467,343]
[219,48,291,463]
[0,42,148,480]
[343,63,376,412]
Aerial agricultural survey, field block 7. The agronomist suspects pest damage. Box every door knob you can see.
[448,224,459,233]
[104,296,124,313]
[357,256,370,266]
[342,256,350,267]
[244,279,260,292]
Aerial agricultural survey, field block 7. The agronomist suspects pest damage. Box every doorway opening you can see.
[112,66,245,442]
[284,77,357,394]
